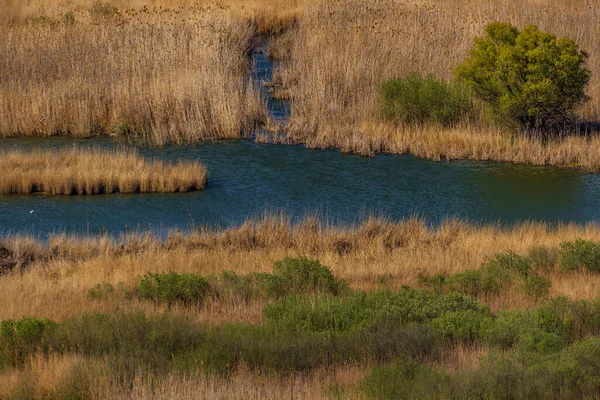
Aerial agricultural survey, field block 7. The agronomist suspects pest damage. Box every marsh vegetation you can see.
[0,147,207,195]
[4,1,600,398]
[3,217,600,397]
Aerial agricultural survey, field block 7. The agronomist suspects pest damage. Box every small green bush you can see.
[456,23,590,130]
[485,251,531,276]
[527,246,558,273]
[64,10,75,25]
[211,258,347,301]
[423,251,550,298]
[431,310,494,343]
[489,306,572,352]
[559,239,600,273]
[0,317,58,367]
[378,73,473,126]
[522,275,551,299]
[263,288,489,334]
[268,257,347,297]
[362,358,450,400]
[135,272,210,306]
[88,282,115,299]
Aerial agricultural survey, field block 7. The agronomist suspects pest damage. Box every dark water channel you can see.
[1,42,600,236]
[1,136,600,237]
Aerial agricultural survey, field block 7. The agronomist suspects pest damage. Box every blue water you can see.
[1,136,599,237]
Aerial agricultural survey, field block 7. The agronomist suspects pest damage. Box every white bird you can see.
[29,210,34,214]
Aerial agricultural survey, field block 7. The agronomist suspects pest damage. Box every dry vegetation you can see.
[0,147,207,194]
[3,215,600,397]
[0,1,270,145]
[4,0,600,168]
[275,0,600,166]
[3,215,600,320]
[2,215,600,397]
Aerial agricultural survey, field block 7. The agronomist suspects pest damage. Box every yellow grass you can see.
[277,0,600,165]
[0,147,207,194]
[3,215,600,322]
[0,353,84,399]
[0,355,366,400]
[3,215,600,397]
[0,2,266,145]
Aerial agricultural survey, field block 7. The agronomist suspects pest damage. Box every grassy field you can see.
[0,1,268,145]
[3,0,600,168]
[274,0,600,166]
[4,1,600,398]
[0,147,207,194]
[3,216,600,397]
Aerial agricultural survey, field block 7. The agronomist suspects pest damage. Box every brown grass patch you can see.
[278,0,600,165]
[3,215,600,320]
[0,3,266,144]
[0,147,207,194]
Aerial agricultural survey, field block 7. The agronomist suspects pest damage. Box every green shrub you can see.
[268,257,347,297]
[456,23,590,130]
[263,288,489,334]
[135,272,210,306]
[211,258,347,301]
[87,282,115,299]
[559,239,600,272]
[424,251,549,298]
[485,251,531,276]
[521,275,551,299]
[378,73,473,126]
[64,10,75,25]
[362,358,450,400]
[446,270,488,296]
[211,270,273,302]
[527,246,558,273]
[455,337,600,399]
[432,310,494,343]
[361,338,600,400]
[489,306,572,352]
[0,317,58,367]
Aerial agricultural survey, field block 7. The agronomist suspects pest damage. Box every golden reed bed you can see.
[3,214,600,322]
[1,213,599,398]
[3,0,600,169]
[0,1,268,145]
[0,147,207,194]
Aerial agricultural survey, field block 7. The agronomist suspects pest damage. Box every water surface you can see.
[1,136,599,237]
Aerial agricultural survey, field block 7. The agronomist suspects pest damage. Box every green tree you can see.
[456,23,590,130]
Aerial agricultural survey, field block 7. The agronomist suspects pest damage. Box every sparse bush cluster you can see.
[6,249,600,398]
[378,73,473,127]
[126,257,349,306]
[379,22,591,132]
[420,250,552,299]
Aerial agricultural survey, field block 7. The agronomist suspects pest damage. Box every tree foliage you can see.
[456,23,590,130]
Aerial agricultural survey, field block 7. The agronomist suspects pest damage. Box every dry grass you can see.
[3,215,600,398]
[0,147,207,194]
[0,353,83,399]
[3,215,600,321]
[277,0,600,165]
[91,364,367,400]
[0,2,267,145]
[0,354,366,400]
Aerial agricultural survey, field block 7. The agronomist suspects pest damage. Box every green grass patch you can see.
[378,73,473,126]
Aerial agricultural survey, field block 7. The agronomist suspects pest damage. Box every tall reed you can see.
[0,3,266,145]
[0,147,207,194]
[278,0,600,163]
